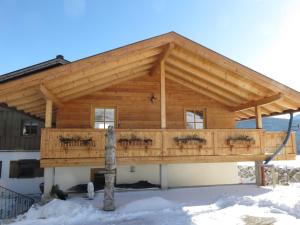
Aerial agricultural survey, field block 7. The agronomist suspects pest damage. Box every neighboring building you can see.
[0,32,299,196]
[0,55,69,195]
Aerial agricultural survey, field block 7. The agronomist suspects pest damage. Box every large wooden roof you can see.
[1,32,300,120]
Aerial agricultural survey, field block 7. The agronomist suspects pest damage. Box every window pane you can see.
[105,109,115,121]
[95,109,105,121]
[9,160,43,178]
[186,122,195,129]
[95,122,105,129]
[23,125,31,135]
[195,111,203,122]
[22,120,38,136]
[195,123,204,129]
[186,111,194,122]
[105,122,115,129]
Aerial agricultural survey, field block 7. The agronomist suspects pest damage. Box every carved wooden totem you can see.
[103,126,116,211]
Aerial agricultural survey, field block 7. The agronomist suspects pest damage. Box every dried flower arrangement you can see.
[59,135,95,149]
[118,134,153,149]
[227,135,255,148]
[174,134,207,149]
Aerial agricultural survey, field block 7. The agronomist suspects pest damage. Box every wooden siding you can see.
[56,74,236,129]
[40,128,296,167]
[0,106,44,150]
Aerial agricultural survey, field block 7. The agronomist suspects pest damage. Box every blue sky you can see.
[1,0,299,92]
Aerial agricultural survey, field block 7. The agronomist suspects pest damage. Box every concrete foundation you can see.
[43,162,239,195]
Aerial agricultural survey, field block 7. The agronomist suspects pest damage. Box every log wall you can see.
[56,74,236,129]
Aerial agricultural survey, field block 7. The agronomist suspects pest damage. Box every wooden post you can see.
[255,106,264,186]
[160,61,168,189]
[255,106,262,129]
[45,99,53,128]
[103,126,116,211]
[255,161,263,186]
[160,61,166,129]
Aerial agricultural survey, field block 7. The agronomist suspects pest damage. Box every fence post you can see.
[103,126,116,211]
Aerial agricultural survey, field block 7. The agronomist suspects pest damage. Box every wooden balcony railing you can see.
[40,128,297,167]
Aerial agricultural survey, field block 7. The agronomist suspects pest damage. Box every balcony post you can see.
[160,61,168,189]
[255,106,264,185]
[160,61,166,129]
[45,99,53,128]
[43,99,54,200]
[255,106,262,129]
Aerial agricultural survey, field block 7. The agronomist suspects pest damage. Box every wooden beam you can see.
[231,93,283,112]
[40,83,63,107]
[160,61,166,129]
[255,106,262,129]
[166,73,234,107]
[63,70,150,102]
[45,99,53,128]
[60,65,152,101]
[167,58,248,103]
[166,66,242,104]
[45,48,162,88]
[151,43,175,76]
[52,56,157,95]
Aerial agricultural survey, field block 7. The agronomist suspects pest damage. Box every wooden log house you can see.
[0,32,299,194]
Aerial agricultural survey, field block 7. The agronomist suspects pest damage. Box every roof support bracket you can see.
[150,42,175,76]
[40,83,63,107]
[231,93,283,112]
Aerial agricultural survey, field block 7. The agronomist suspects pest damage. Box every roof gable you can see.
[0,32,300,120]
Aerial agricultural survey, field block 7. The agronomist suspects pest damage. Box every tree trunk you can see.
[103,126,116,211]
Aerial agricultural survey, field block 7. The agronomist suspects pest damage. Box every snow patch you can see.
[119,197,176,213]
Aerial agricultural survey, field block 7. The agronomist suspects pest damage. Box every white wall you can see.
[116,165,160,184]
[167,163,239,187]
[44,163,238,192]
[0,151,43,195]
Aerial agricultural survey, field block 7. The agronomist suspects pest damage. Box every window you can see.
[0,161,2,178]
[185,110,205,129]
[9,160,44,178]
[94,108,115,129]
[22,120,38,136]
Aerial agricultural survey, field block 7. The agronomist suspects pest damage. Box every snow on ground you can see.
[8,184,300,225]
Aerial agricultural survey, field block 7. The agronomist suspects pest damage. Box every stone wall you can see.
[238,165,300,185]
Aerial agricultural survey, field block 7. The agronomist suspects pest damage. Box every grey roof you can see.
[0,55,70,83]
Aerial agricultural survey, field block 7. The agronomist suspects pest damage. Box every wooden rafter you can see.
[44,47,164,88]
[52,56,157,95]
[40,83,63,107]
[231,93,283,112]
[167,57,251,101]
[166,73,233,107]
[63,70,150,102]
[166,66,243,104]
[150,42,175,76]
[59,64,152,101]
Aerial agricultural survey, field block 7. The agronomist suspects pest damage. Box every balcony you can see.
[40,128,296,167]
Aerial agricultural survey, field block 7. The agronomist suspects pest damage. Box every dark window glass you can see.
[94,108,115,129]
[0,161,2,178]
[9,160,44,178]
[185,110,204,129]
[22,120,38,136]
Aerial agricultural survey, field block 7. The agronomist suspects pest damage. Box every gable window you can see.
[185,110,205,129]
[94,108,115,129]
[22,120,38,136]
[9,159,43,178]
